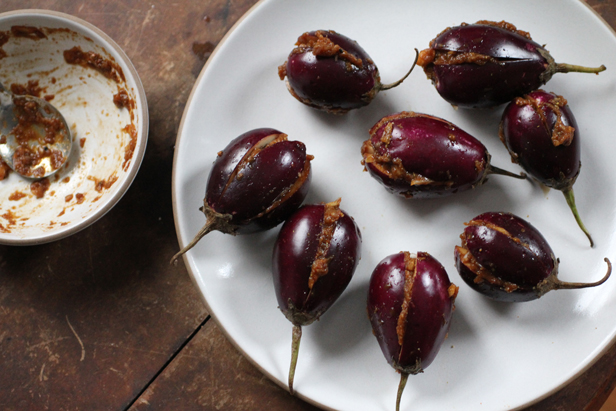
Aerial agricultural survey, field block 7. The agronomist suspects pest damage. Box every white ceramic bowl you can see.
[0,9,148,245]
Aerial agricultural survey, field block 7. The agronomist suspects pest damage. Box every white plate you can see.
[172,1,616,410]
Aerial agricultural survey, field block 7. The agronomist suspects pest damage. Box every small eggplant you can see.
[499,90,592,246]
[417,20,606,108]
[171,128,313,264]
[360,111,525,198]
[272,198,361,394]
[278,30,417,114]
[454,211,612,302]
[368,251,458,411]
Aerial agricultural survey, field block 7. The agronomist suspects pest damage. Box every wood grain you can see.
[0,1,615,411]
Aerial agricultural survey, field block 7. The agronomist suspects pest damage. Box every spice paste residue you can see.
[9,191,27,201]
[0,31,8,59]
[10,79,54,101]
[64,46,125,83]
[30,178,51,198]
[113,88,134,110]
[87,174,119,192]
[11,25,47,40]
[0,24,140,234]
[122,124,138,171]
[0,160,11,181]
[10,97,67,178]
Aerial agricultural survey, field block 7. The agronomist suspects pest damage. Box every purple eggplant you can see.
[417,20,606,108]
[272,198,361,394]
[368,251,458,411]
[360,111,525,198]
[278,30,417,114]
[454,212,611,302]
[171,128,313,264]
[499,90,592,246]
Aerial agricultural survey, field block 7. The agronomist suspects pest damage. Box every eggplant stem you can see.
[380,49,419,91]
[554,258,612,290]
[169,221,217,265]
[562,187,594,247]
[555,63,606,74]
[396,372,409,411]
[487,164,527,180]
[288,325,302,395]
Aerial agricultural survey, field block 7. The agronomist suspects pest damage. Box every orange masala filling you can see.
[307,198,344,290]
[396,252,417,349]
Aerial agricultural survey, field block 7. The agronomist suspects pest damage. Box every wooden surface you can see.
[0,1,615,410]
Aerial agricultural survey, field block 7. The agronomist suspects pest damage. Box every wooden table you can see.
[1,1,615,410]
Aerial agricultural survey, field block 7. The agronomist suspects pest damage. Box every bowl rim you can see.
[0,9,149,246]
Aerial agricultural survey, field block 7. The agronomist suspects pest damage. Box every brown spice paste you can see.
[113,88,134,110]
[396,252,416,348]
[88,174,119,192]
[13,97,64,144]
[295,31,363,69]
[64,46,125,83]
[122,124,138,171]
[448,283,459,299]
[514,93,575,147]
[9,191,27,201]
[277,64,287,81]
[0,31,8,59]
[456,218,531,294]
[465,219,528,248]
[11,25,47,40]
[30,178,50,198]
[75,193,85,204]
[10,97,66,177]
[417,48,435,68]
[380,122,394,146]
[0,160,11,181]
[361,136,442,193]
[418,20,532,73]
[307,198,344,290]
[433,51,498,66]
[1,210,18,226]
[456,244,519,293]
[10,80,44,98]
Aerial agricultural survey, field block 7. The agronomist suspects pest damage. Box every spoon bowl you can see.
[0,82,72,178]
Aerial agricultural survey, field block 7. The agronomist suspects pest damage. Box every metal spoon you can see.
[0,82,72,178]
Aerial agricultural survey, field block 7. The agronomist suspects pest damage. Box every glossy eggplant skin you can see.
[419,21,551,108]
[205,128,312,234]
[499,90,580,190]
[454,212,556,302]
[361,112,489,198]
[368,252,456,374]
[272,200,362,326]
[279,30,379,114]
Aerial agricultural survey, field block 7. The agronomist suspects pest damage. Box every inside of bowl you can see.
[0,13,144,244]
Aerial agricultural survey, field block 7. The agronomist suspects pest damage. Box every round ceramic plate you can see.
[172,1,616,410]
